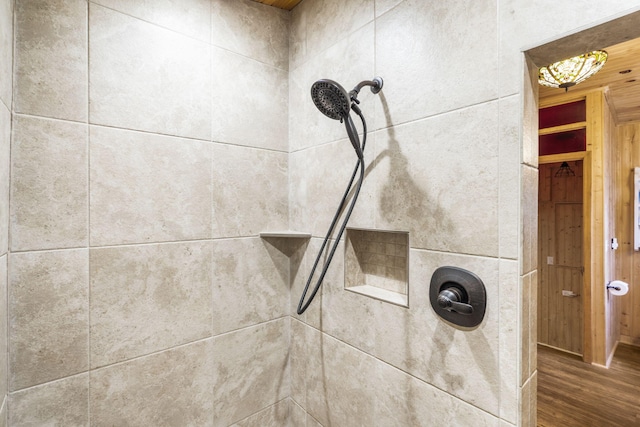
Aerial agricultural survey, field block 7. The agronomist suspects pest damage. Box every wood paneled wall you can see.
[603,96,620,362]
[538,161,584,354]
[615,123,640,346]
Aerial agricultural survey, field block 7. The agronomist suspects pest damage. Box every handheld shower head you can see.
[310,79,350,120]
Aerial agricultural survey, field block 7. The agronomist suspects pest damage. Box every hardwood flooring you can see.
[537,343,640,427]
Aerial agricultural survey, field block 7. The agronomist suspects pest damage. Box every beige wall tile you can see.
[89,126,212,246]
[213,318,290,427]
[10,115,88,251]
[92,0,211,42]
[375,0,403,16]
[290,320,308,409]
[212,237,289,335]
[211,0,289,70]
[0,256,6,400]
[376,360,500,426]
[9,249,89,391]
[519,272,531,387]
[211,144,287,238]
[90,241,212,368]
[0,0,11,109]
[306,414,323,427]
[521,165,538,275]
[90,340,213,426]
[522,56,539,168]
[375,0,497,128]
[288,399,306,427]
[232,399,289,427]
[320,239,378,354]
[499,96,521,260]
[14,0,87,122]
[9,374,88,426]
[372,102,500,256]
[0,104,8,255]
[0,398,5,427]
[499,259,519,423]
[288,138,376,237]
[89,4,211,140]
[370,249,500,415]
[211,47,288,151]
[304,326,376,426]
[303,0,373,69]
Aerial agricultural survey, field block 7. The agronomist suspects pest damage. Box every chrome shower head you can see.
[310,79,350,120]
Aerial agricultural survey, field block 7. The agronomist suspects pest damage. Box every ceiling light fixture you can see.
[538,50,608,92]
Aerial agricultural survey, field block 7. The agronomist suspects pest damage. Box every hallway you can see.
[537,344,640,426]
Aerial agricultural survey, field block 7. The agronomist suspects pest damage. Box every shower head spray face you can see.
[310,79,350,120]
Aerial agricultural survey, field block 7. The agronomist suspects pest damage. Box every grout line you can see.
[8,235,283,255]
[231,397,290,425]
[291,315,501,421]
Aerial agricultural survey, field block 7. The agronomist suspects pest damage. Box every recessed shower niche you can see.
[345,228,409,307]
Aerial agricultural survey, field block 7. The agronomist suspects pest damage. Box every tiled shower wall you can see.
[288,1,640,426]
[5,0,640,426]
[6,0,291,425]
[0,0,10,424]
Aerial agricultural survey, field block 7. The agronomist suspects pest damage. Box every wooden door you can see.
[538,160,584,355]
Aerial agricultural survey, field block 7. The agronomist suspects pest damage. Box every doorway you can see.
[538,160,584,355]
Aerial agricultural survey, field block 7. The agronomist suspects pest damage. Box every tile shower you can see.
[1,0,640,426]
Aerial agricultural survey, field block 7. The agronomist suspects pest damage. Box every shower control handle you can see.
[437,288,473,315]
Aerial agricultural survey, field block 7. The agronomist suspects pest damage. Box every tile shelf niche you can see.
[345,228,409,308]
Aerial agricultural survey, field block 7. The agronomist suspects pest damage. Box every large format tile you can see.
[375,0,497,127]
[288,137,376,237]
[304,326,377,427]
[211,144,287,238]
[10,115,88,251]
[92,0,211,42]
[297,0,374,68]
[14,0,87,122]
[90,340,213,426]
[90,241,212,368]
[232,399,289,427]
[499,95,521,260]
[0,0,12,108]
[211,0,289,70]
[9,249,89,391]
[8,374,89,426]
[0,256,6,400]
[371,249,501,415]
[212,237,289,335]
[0,104,8,254]
[372,102,500,257]
[89,4,211,139]
[499,259,519,424]
[521,165,538,274]
[376,360,500,426]
[212,318,290,427]
[211,47,288,151]
[90,126,212,246]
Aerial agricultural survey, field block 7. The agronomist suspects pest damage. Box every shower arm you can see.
[349,77,383,101]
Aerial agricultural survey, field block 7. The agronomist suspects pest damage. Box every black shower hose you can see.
[297,106,367,315]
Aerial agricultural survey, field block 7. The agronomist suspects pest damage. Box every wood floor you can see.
[537,343,640,427]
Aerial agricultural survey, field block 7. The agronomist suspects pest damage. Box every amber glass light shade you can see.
[538,51,608,91]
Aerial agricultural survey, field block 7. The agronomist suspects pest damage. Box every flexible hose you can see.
[297,107,367,315]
